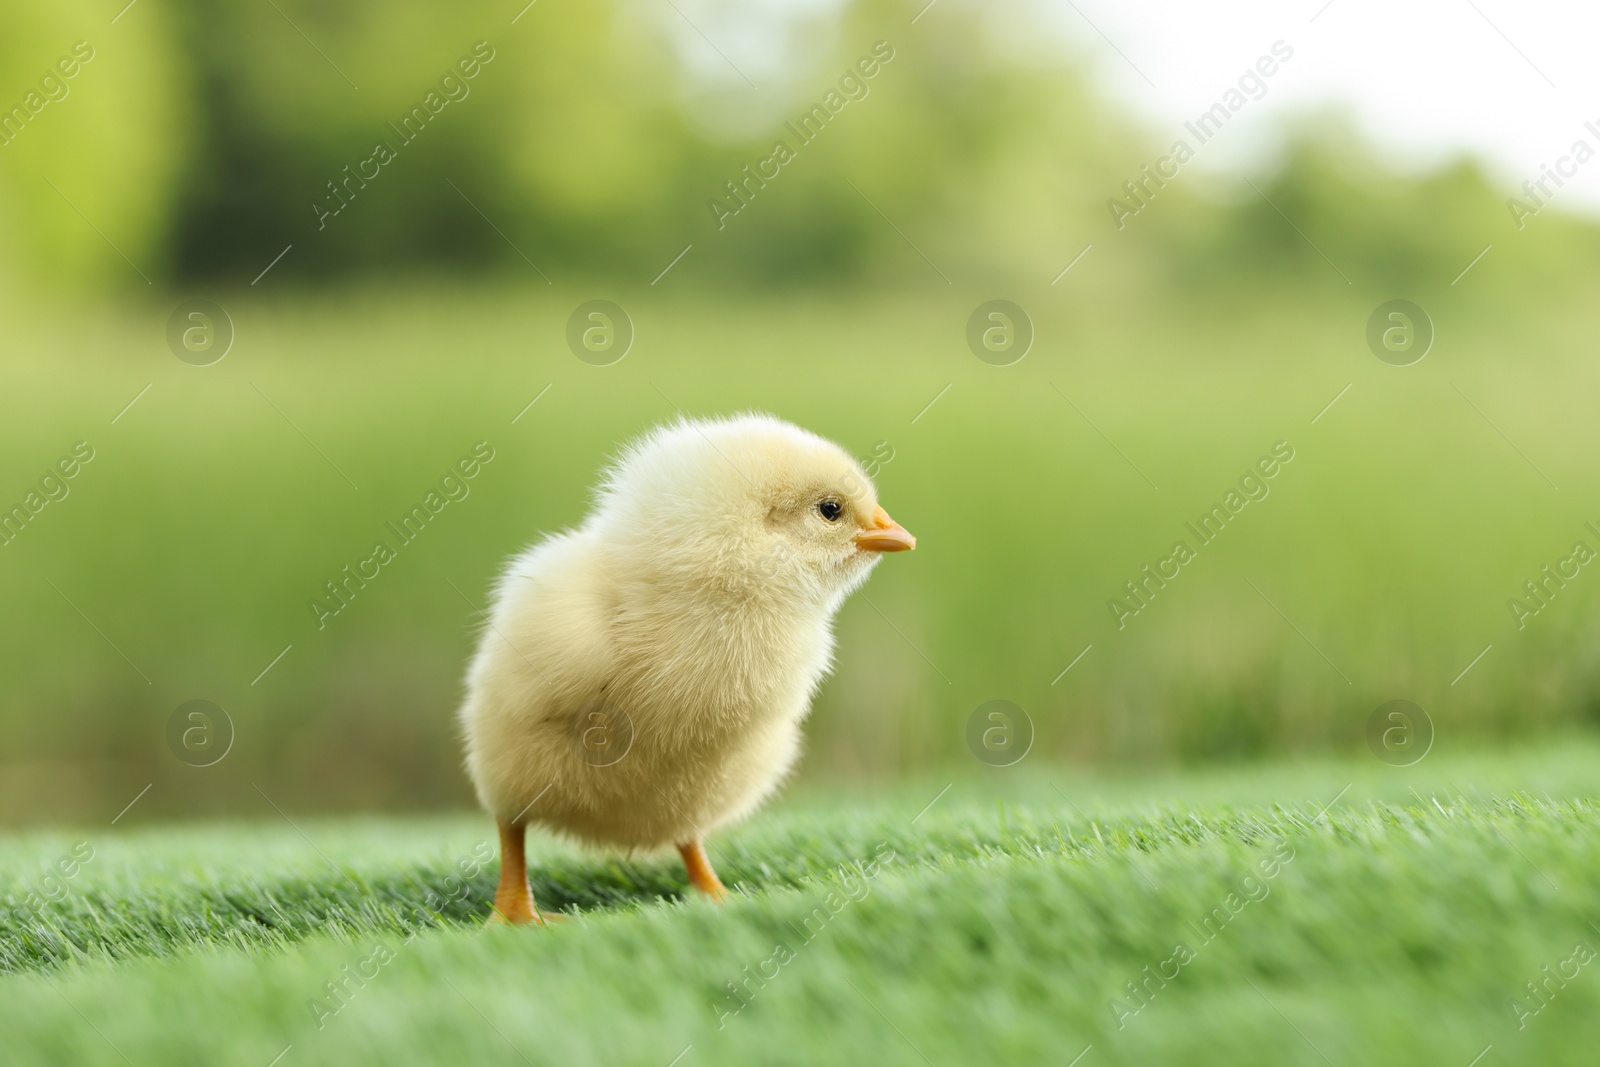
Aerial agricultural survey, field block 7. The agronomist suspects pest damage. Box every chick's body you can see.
[462,526,830,848]
[459,415,915,869]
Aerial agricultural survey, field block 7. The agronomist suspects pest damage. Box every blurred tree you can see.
[130,0,1134,287]
[0,0,190,292]
[1,0,1595,295]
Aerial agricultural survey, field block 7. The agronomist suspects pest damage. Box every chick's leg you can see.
[489,819,545,926]
[677,838,729,902]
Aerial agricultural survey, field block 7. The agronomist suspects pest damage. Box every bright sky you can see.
[660,0,1600,214]
[1045,0,1600,212]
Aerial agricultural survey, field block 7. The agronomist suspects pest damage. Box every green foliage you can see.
[148,0,1136,286]
[0,0,190,291]
[161,0,696,279]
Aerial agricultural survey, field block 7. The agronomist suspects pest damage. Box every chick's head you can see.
[596,414,915,607]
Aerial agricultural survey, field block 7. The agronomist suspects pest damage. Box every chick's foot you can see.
[678,838,730,903]
[489,818,550,926]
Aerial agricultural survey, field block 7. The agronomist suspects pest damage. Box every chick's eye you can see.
[818,499,843,522]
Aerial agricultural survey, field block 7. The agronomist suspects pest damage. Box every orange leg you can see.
[489,819,547,926]
[677,838,729,902]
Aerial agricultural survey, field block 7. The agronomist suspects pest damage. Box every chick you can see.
[458,414,915,923]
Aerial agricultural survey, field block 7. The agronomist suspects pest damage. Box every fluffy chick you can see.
[459,413,916,923]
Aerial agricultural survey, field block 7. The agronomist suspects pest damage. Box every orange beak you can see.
[853,504,916,553]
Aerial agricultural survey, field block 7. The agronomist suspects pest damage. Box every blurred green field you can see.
[2,276,1599,820]
[3,743,1599,1065]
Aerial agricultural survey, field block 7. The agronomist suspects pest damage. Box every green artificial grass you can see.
[4,745,1600,1065]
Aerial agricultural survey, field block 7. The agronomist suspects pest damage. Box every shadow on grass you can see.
[0,855,700,978]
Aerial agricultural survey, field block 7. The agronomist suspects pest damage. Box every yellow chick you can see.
[459,414,916,923]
